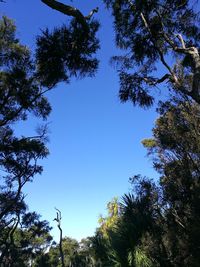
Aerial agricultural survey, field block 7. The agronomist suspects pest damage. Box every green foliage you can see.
[0,18,51,264]
[92,113,200,267]
[36,19,100,88]
[133,247,153,267]
[91,181,158,266]
[148,99,200,265]
[46,237,79,266]
[98,197,120,238]
[42,236,96,267]
[0,212,52,266]
[104,0,200,105]
[141,139,156,149]
[1,1,200,266]
[0,11,100,265]
[119,72,154,107]
[0,16,51,121]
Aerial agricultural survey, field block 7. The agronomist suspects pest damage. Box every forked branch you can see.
[41,0,98,30]
[54,208,65,267]
[127,0,200,103]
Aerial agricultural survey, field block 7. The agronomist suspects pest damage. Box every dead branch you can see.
[54,208,65,267]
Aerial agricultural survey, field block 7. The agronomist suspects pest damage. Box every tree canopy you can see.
[1,0,200,266]
[104,0,200,105]
[0,4,100,264]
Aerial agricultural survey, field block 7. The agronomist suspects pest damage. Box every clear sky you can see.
[1,0,159,241]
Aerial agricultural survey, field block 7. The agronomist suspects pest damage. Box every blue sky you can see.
[1,0,159,241]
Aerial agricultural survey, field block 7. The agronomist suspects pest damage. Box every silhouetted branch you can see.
[54,208,65,267]
[85,7,99,20]
[41,0,98,31]
[125,0,200,103]
[143,74,171,86]
[140,12,178,84]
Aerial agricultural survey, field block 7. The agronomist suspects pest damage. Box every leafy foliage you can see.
[142,98,200,266]
[0,10,100,265]
[0,16,50,256]
[104,0,200,105]
[1,1,200,266]
[89,94,200,267]
[0,212,52,266]
[36,19,100,88]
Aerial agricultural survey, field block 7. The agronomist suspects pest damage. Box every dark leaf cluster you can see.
[104,0,200,106]
[36,19,100,88]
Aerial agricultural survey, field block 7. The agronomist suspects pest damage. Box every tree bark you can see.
[54,208,65,267]
[41,0,98,31]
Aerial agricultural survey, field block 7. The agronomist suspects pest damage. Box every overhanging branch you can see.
[41,0,98,30]
[140,12,179,84]
[143,74,171,86]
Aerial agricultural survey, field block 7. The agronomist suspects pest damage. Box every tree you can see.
[2,1,200,266]
[41,0,99,32]
[98,1,200,265]
[0,16,50,261]
[104,0,200,106]
[142,97,200,266]
[95,96,200,267]
[37,2,200,266]
[0,212,52,266]
[78,237,97,267]
[46,237,83,267]
[92,190,157,267]
[35,17,99,89]
[98,197,120,239]
[0,2,100,260]
[54,208,65,267]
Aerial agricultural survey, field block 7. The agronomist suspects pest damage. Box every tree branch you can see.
[0,86,52,128]
[171,210,186,229]
[176,34,186,49]
[85,7,99,20]
[126,1,200,103]
[41,0,98,30]
[143,73,171,86]
[54,208,65,267]
[140,12,179,84]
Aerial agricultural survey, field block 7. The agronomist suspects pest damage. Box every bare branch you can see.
[41,0,98,30]
[127,0,135,9]
[22,123,49,142]
[41,0,85,22]
[172,210,186,229]
[143,73,171,86]
[54,207,65,267]
[85,7,99,20]
[176,34,186,49]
